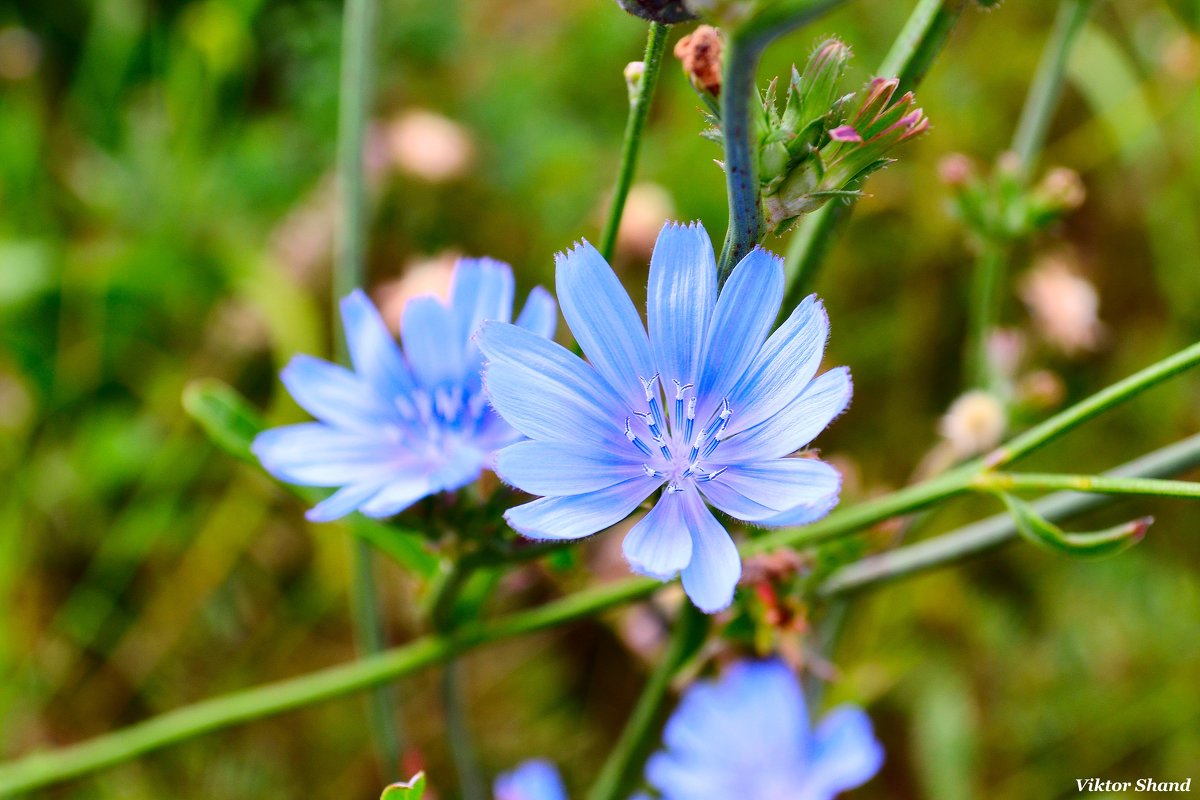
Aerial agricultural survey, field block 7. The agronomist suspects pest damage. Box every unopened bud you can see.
[939,390,1007,457]
[938,153,974,188]
[785,37,851,133]
[1020,255,1104,356]
[613,0,696,23]
[1016,370,1065,410]
[985,328,1025,381]
[624,61,645,103]
[674,25,723,97]
[1033,167,1085,211]
[995,150,1021,176]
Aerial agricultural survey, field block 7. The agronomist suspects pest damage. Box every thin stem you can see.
[334,0,374,307]
[965,240,1008,390]
[781,0,965,303]
[599,22,669,263]
[717,32,763,280]
[986,340,1200,468]
[745,464,978,554]
[820,433,1200,596]
[587,605,708,800]
[428,554,489,800]
[442,661,486,800]
[335,0,400,777]
[1010,0,1095,177]
[878,0,966,88]
[351,541,403,777]
[975,472,1200,500]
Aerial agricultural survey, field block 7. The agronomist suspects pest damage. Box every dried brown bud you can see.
[674,25,723,97]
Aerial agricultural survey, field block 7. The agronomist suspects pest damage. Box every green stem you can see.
[1010,0,1095,177]
[427,554,488,800]
[986,340,1200,468]
[746,464,978,554]
[351,540,403,777]
[0,577,661,797]
[974,472,1200,500]
[335,0,373,305]
[878,0,966,87]
[599,22,669,263]
[820,433,1200,596]
[335,0,400,777]
[586,605,708,800]
[781,0,965,304]
[965,240,1008,390]
[442,661,486,800]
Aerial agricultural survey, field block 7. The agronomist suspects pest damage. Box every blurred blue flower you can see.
[479,222,849,611]
[494,759,568,800]
[254,259,556,522]
[646,658,883,800]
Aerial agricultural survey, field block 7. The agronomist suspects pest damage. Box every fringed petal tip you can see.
[553,238,600,264]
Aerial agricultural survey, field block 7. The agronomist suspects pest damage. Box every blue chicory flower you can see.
[478,222,850,612]
[253,258,556,521]
[494,759,568,800]
[646,658,883,800]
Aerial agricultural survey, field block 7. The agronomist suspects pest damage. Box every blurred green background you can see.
[2,0,1200,797]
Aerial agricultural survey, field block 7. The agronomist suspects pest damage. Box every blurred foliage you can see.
[2,0,1199,798]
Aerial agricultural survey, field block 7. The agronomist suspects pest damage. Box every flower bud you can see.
[613,0,697,23]
[1016,370,1065,410]
[674,24,723,97]
[1031,167,1085,213]
[762,75,928,233]
[624,60,645,103]
[782,38,851,141]
[938,153,975,188]
[1019,254,1104,356]
[939,390,1007,458]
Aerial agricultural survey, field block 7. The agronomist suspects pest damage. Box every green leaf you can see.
[381,772,426,800]
[1002,493,1151,558]
[182,378,265,463]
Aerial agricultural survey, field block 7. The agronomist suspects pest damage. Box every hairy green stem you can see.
[600,22,669,263]
[718,0,850,280]
[986,340,1200,468]
[1010,0,1095,176]
[587,605,708,800]
[717,33,764,279]
[781,0,965,303]
[820,433,1200,596]
[334,0,401,777]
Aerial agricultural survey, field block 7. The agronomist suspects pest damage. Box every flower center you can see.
[623,373,731,490]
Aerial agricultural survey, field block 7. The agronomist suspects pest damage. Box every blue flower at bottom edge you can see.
[478,222,851,612]
[646,658,883,800]
[253,259,556,521]
[494,759,568,800]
